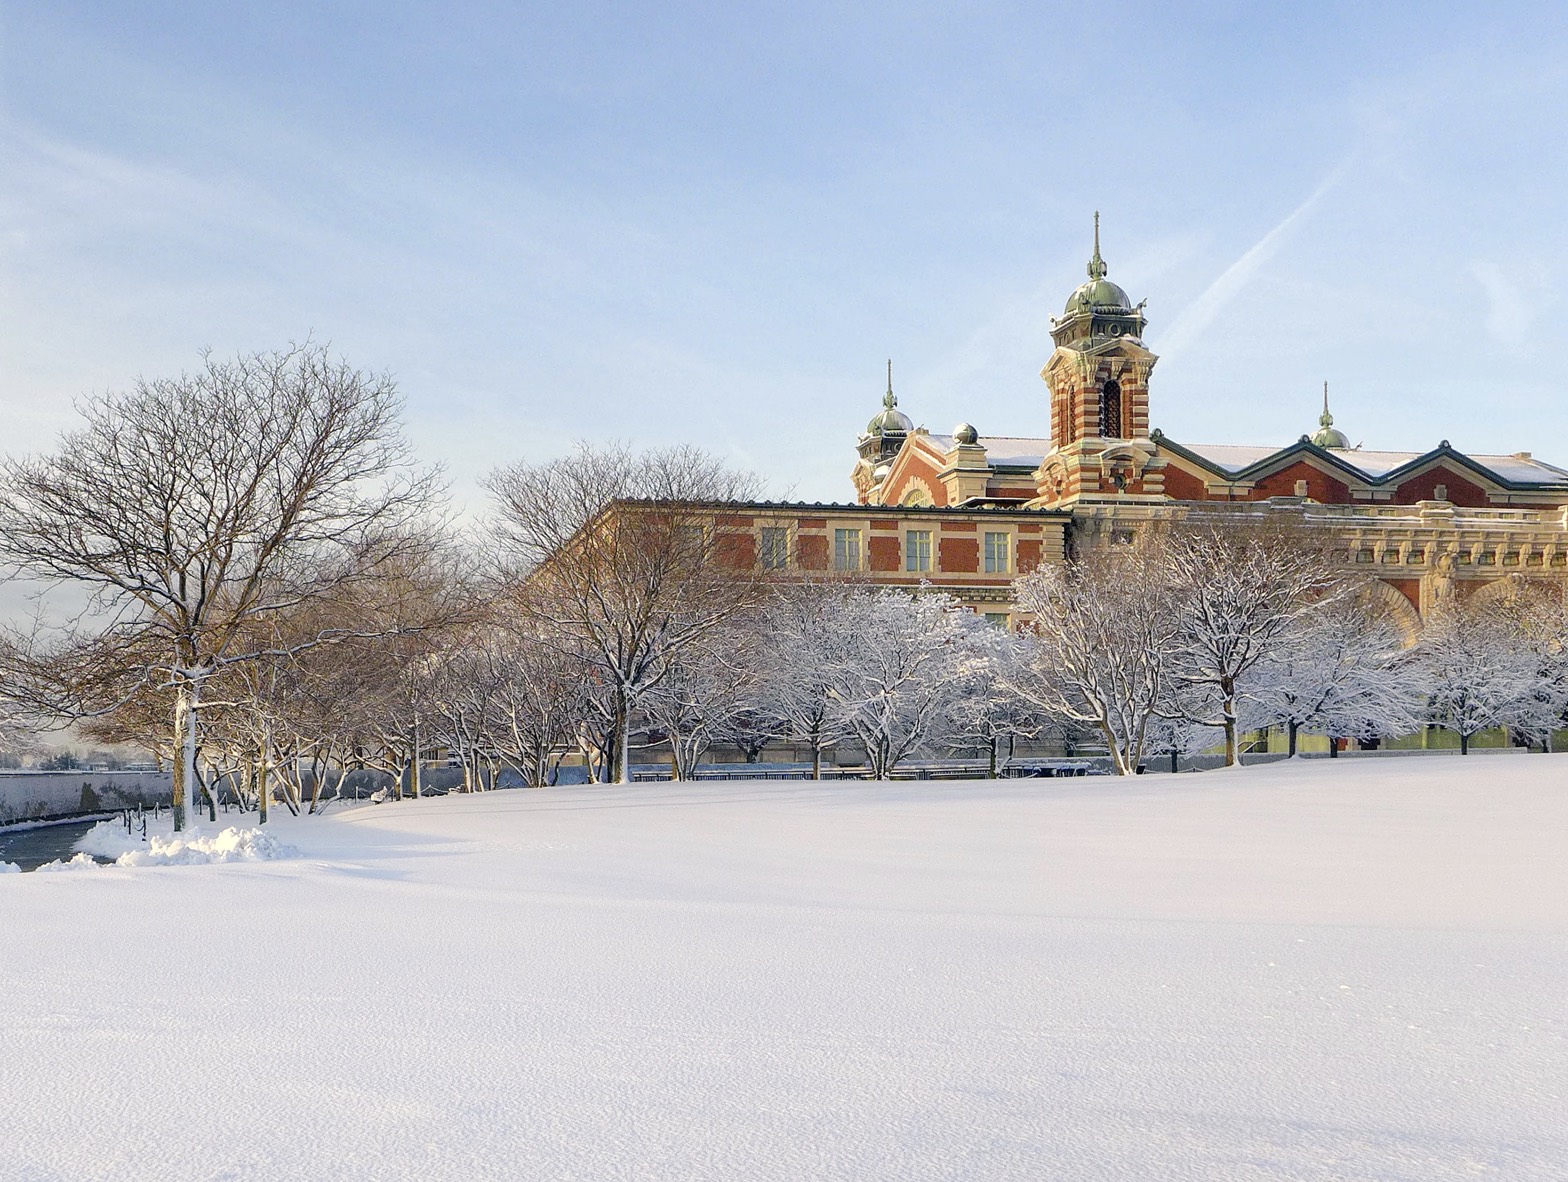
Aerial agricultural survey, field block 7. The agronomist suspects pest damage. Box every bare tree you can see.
[0,343,441,829]
[485,443,766,783]
[482,629,586,787]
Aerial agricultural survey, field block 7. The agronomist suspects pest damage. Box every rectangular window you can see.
[983,612,1010,629]
[759,526,789,570]
[983,531,1010,574]
[834,528,862,571]
[673,523,705,557]
[905,530,932,573]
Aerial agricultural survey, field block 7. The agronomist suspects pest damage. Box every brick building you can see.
[709,215,1568,629]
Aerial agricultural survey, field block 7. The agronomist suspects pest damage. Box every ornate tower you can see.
[1032,215,1163,506]
[851,360,914,503]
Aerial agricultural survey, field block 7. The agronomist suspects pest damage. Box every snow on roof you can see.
[925,434,1050,469]
[1470,454,1568,483]
[1174,443,1285,473]
[1179,441,1568,486]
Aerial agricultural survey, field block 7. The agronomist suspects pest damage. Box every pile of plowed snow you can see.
[65,819,299,867]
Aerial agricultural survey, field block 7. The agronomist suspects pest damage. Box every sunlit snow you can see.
[2,757,1564,1180]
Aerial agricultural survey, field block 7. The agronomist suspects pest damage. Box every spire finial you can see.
[884,359,895,408]
[1320,380,1333,427]
[1088,211,1108,280]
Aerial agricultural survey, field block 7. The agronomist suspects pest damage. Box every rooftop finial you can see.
[1311,380,1349,449]
[884,359,896,408]
[1088,210,1108,280]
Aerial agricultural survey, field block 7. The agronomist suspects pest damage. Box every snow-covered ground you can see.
[2,759,1564,1181]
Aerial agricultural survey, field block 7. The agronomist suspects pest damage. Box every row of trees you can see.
[3,344,1566,832]
[1018,525,1568,771]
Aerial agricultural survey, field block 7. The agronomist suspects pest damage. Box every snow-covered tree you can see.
[640,622,760,779]
[1244,586,1421,755]
[824,587,984,779]
[1162,521,1344,766]
[1414,596,1546,753]
[753,581,862,779]
[1495,582,1568,751]
[1010,536,1181,776]
[945,623,1052,776]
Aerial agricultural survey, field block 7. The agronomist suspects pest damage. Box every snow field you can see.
[1,758,1565,1180]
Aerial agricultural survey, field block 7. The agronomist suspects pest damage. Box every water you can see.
[0,818,110,871]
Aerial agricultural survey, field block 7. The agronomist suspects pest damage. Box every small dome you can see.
[1312,424,1349,449]
[953,422,979,445]
[1064,277,1133,315]
[867,404,913,436]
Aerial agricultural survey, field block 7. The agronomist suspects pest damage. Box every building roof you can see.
[1167,437,1568,490]
[616,497,1070,517]
[924,434,1051,470]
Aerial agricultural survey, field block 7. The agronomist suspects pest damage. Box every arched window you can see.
[1099,380,1122,439]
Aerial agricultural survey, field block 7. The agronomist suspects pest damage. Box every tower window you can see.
[1099,380,1122,439]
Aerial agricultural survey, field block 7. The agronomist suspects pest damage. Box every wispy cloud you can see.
[1159,164,1349,360]
[1470,259,1547,348]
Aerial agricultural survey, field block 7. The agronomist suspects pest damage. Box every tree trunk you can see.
[309,757,328,813]
[614,686,632,784]
[812,743,823,781]
[1460,731,1470,755]
[1328,735,1339,759]
[1222,682,1238,767]
[411,721,423,798]
[1287,720,1299,757]
[171,671,202,832]
[1101,721,1131,775]
[257,749,270,826]
[988,737,998,778]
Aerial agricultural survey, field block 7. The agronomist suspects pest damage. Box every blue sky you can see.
[2,2,1566,508]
